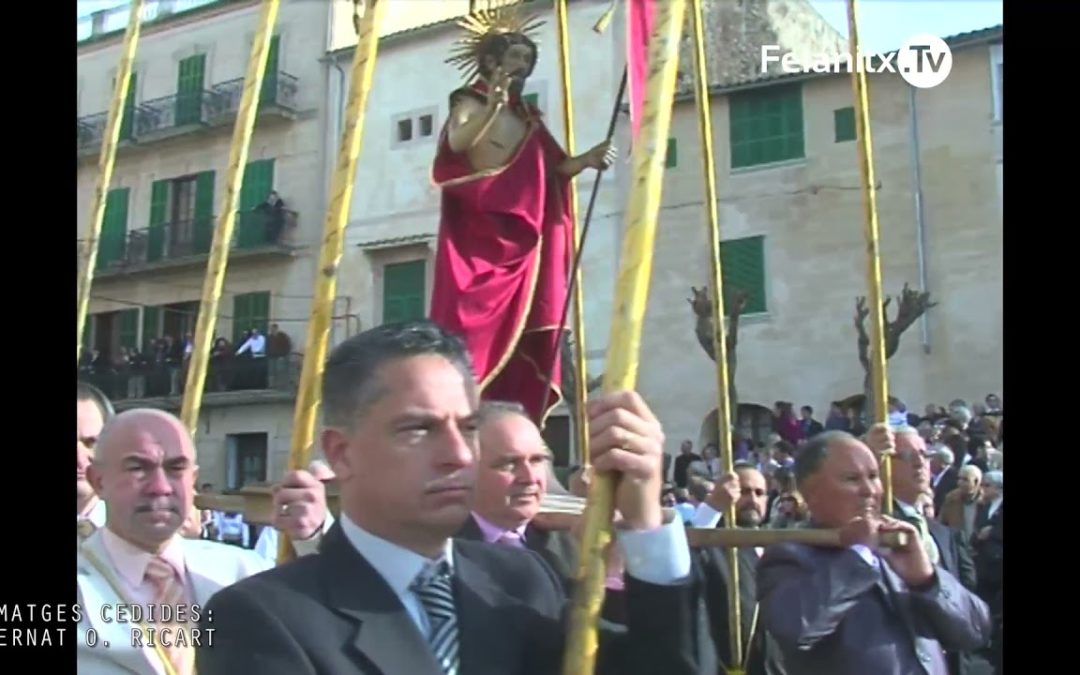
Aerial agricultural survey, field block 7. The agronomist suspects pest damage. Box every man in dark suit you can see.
[694,464,787,675]
[196,320,700,675]
[757,429,991,675]
[454,400,580,588]
[454,400,627,622]
[887,427,984,675]
[930,447,958,514]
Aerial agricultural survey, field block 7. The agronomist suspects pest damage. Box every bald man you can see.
[76,409,324,675]
[694,465,786,675]
[756,430,991,675]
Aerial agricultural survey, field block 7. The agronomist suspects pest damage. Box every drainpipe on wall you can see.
[908,85,931,355]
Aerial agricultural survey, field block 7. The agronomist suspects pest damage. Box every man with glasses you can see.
[694,462,787,675]
[872,426,983,675]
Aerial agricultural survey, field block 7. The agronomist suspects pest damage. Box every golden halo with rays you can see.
[445,5,545,84]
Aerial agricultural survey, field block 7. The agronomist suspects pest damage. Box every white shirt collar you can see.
[339,513,454,597]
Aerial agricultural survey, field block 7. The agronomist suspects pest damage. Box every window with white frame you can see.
[990,44,1002,122]
[392,107,439,148]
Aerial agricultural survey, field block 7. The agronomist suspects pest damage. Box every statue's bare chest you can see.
[468,108,529,171]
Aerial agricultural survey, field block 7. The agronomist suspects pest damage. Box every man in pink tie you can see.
[76,408,328,675]
[454,400,627,621]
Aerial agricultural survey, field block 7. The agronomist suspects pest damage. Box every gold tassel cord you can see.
[561,1,688,673]
[687,0,743,671]
[277,0,388,565]
[845,0,893,512]
[180,0,282,439]
[77,0,144,366]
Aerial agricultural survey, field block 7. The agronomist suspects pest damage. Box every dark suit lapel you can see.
[454,546,524,674]
[455,515,485,542]
[926,521,956,573]
[525,524,576,586]
[320,526,444,675]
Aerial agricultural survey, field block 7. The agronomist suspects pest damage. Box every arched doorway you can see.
[697,403,775,452]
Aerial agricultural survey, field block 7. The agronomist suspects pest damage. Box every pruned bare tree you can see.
[689,287,749,449]
[854,282,938,413]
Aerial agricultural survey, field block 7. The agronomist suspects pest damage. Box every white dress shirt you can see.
[338,512,692,636]
[236,333,267,357]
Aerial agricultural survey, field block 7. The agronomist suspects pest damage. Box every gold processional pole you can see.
[277,0,387,564]
[845,0,892,511]
[561,1,687,673]
[687,0,743,672]
[76,0,144,366]
[180,0,282,438]
[554,0,591,468]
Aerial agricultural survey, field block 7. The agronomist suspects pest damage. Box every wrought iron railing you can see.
[211,72,300,115]
[92,209,297,271]
[134,90,217,135]
[77,72,300,153]
[78,352,302,402]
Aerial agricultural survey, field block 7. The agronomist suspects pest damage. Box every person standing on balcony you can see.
[257,190,287,244]
[236,328,267,389]
[267,323,292,387]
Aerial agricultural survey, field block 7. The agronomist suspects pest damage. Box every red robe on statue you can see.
[430,84,571,425]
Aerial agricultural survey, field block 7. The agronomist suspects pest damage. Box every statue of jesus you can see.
[430,10,615,425]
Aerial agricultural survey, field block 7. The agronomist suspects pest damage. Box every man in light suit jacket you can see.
[757,429,991,675]
[77,408,328,675]
[197,320,702,675]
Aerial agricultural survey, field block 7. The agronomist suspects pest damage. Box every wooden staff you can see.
[553,0,590,466]
[686,0,745,670]
[561,2,687,673]
[180,0,281,437]
[277,0,387,564]
[845,0,893,510]
[76,0,144,366]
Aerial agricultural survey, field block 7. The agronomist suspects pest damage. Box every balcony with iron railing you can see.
[78,353,302,410]
[77,73,301,157]
[88,208,298,278]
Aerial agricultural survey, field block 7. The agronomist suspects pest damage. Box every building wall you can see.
[78,0,334,349]
[77,0,335,481]
[637,41,1004,446]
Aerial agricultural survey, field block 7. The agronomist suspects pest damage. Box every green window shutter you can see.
[523,92,539,108]
[118,309,139,350]
[729,84,804,169]
[834,106,856,143]
[98,188,129,269]
[148,179,169,262]
[261,35,280,106]
[720,236,767,315]
[238,159,275,248]
[176,54,206,126]
[119,72,137,141]
[193,170,216,254]
[665,137,677,168]
[383,261,426,324]
[233,292,271,344]
[142,305,161,349]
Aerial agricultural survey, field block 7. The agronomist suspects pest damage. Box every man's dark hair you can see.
[476,32,538,79]
[774,440,797,458]
[78,381,115,420]
[794,430,856,490]
[801,405,813,415]
[321,320,475,428]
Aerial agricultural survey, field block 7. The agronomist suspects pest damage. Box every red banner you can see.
[627,0,656,141]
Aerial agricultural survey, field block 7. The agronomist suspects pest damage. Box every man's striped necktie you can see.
[411,559,459,675]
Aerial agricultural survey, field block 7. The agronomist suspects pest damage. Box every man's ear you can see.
[322,428,353,480]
